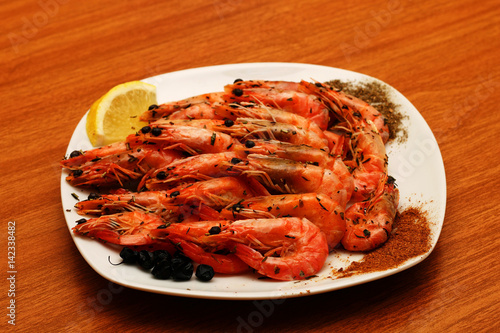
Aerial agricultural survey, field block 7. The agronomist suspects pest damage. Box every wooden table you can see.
[2,0,499,331]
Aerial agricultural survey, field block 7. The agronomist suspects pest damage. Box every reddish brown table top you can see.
[1,0,499,331]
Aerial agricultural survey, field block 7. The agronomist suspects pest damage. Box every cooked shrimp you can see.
[76,177,266,217]
[341,176,399,251]
[152,117,330,151]
[169,237,250,274]
[167,103,221,120]
[213,103,327,142]
[72,211,247,273]
[229,154,349,205]
[299,80,390,201]
[149,118,223,128]
[152,220,228,247]
[61,141,132,169]
[231,139,329,166]
[63,146,182,188]
[72,211,166,246]
[231,140,354,200]
[144,152,241,190]
[205,217,329,280]
[139,92,226,121]
[348,123,388,201]
[224,82,330,130]
[164,176,268,207]
[299,80,390,144]
[75,190,170,216]
[221,193,346,250]
[152,220,251,274]
[129,124,238,156]
[146,153,349,204]
[223,118,329,151]
[227,79,302,92]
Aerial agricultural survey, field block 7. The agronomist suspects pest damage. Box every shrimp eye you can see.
[148,104,159,110]
[231,203,244,212]
[230,157,242,164]
[233,78,243,83]
[151,127,162,136]
[245,140,255,148]
[232,88,243,97]
[140,126,151,134]
[156,171,167,179]
[208,226,222,235]
[69,150,82,158]
[224,119,234,127]
[72,169,83,177]
[87,192,100,200]
[75,218,87,225]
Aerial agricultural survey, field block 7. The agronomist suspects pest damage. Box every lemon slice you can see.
[86,81,157,146]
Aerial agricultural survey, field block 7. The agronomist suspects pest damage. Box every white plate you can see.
[61,63,446,300]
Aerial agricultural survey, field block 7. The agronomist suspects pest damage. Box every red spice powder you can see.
[337,207,432,277]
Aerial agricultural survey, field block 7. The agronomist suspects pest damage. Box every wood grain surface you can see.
[1,0,499,332]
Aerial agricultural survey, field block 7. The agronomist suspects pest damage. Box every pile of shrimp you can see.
[61,79,399,281]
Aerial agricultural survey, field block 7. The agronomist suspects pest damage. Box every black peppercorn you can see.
[152,259,173,279]
[137,250,155,269]
[196,264,215,282]
[119,247,138,264]
[87,192,100,200]
[232,88,243,97]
